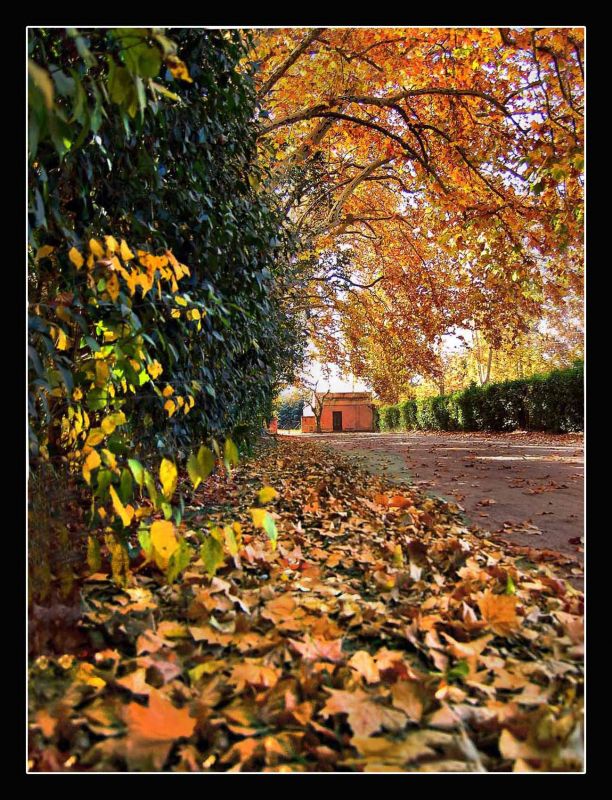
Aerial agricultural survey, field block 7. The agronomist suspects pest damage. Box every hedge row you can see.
[377,363,583,434]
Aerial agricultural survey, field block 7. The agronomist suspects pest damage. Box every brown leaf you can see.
[229,661,280,692]
[349,729,455,768]
[320,687,406,737]
[289,635,344,663]
[348,650,380,684]
[390,680,426,722]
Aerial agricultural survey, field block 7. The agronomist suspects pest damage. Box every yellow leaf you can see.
[76,662,106,689]
[159,458,178,500]
[101,448,118,471]
[150,520,178,569]
[162,386,174,397]
[56,306,71,323]
[257,486,279,505]
[87,535,101,572]
[106,273,120,302]
[120,239,135,261]
[105,235,119,254]
[147,360,163,379]
[164,399,176,417]
[85,428,105,447]
[28,60,54,109]
[95,360,109,387]
[89,238,104,258]
[250,508,267,528]
[101,411,126,435]
[109,485,134,527]
[82,449,101,484]
[166,56,193,83]
[53,327,69,351]
[35,245,54,262]
[135,506,153,519]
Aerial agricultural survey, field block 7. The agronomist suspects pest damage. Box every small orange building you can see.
[301,392,373,433]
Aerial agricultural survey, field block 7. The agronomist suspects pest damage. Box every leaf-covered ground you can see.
[28,437,584,772]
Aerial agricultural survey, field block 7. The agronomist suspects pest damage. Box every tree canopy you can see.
[253,27,584,396]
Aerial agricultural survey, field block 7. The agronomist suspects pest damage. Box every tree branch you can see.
[258,28,325,97]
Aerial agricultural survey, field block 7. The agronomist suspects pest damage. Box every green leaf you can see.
[223,437,239,470]
[448,660,469,680]
[262,511,278,550]
[197,445,215,480]
[137,527,153,560]
[118,468,133,504]
[200,535,225,578]
[94,469,113,498]
[505,574,516,595]
[187,453,202,489]
[166,537,192,584]
[127,458,144,488]
[143,469,158,506]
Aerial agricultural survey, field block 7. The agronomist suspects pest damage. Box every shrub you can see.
[276,399,304,429]
[372,406,380,432]
[374,364,583,434]
[399,399,417,429]
[379,404,400,431]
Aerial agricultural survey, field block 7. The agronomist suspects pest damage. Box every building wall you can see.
[301,416,316,433]
[301,403,373,432]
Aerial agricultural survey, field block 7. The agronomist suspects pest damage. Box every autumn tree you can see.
[252,27,584,392]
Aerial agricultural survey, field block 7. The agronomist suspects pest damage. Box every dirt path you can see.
[281,430,584,569]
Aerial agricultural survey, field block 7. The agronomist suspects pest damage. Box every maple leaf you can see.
[478,591,521,636]
[390,680,426,723]
[124,689,195,770]
[261,593,297,625]
[348,650,380,684]
[289,635,345,663]
[320,688,407,737]
[229,661,280,692]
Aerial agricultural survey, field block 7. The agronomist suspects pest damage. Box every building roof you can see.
[313,391,372,404]
[317,392,372,402]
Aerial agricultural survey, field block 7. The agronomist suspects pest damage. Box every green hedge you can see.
[375,363,583,434]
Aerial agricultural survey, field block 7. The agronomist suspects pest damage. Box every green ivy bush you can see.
[28,28,305,461]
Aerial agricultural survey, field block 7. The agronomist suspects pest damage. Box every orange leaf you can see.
[348,650,380,684]
[124,689,195,770]
[478,591,520,636]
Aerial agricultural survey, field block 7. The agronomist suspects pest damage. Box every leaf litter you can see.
[28,437,583,772]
